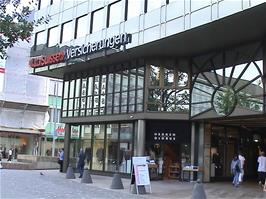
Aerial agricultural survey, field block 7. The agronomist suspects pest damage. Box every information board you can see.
[130,156,151,194]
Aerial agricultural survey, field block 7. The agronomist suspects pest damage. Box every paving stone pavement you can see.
[0,169,265,199]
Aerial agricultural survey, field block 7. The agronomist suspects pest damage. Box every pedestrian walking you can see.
[231,154,241,187]
[257,151,266,187]
[7,148,13,162]
[77,148,85,178]
[238,152,245,183]
[58,148,64,172]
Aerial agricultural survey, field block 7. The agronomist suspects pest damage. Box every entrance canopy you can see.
[32,3,266,79]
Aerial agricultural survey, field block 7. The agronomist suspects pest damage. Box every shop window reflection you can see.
[92,124,104,171]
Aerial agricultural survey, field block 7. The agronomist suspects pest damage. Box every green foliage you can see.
[0,0,49,58]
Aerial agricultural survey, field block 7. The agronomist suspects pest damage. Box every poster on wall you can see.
[71,125,80,139]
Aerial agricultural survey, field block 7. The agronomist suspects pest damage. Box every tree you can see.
[0,0,49,59]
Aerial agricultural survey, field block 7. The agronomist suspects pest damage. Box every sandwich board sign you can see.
[130,157,152,194]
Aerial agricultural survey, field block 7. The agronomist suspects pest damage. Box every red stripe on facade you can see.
[0,68,5,73]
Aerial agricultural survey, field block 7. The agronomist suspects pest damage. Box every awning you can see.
[32,3,266,79]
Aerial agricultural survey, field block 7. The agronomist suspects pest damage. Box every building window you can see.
[38,0,51,10]
[147,64,189,112]
[127,0,143,20]
[48,26,59,47]
[108,0,124,27]
[91,8,105,33]
[146,0,163,12]
[75,15,88,39]
[61,21,73,43]
[35,31,46,51]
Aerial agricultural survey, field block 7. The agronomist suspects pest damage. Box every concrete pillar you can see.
[135,120,146,156]
[191,122,205,182]
[63,123,71,172]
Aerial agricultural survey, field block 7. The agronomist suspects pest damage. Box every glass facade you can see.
[62,62,145,117]
[191,44,264,118]
[69,122,133,173]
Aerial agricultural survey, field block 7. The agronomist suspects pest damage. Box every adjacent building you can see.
[30,0,266,182]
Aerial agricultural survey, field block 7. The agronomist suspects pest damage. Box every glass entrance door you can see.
[211,126,238,179]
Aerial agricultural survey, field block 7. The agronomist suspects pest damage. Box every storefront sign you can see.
[29,33,132,68]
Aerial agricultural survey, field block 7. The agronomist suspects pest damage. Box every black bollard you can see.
[191,180,207,199]
[81,169,93,184]
[110,173,124,189]
[66,165,76,179]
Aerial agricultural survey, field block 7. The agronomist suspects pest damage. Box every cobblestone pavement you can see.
[0,169,266,199]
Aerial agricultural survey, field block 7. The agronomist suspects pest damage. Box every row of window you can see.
[34,0,189,50]
[62,66,145,117]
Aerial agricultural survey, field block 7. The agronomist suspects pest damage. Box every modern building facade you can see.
[30,0,266,182]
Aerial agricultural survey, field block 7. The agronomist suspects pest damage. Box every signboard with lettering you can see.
[130,157,151,194]
[29,33,132,68]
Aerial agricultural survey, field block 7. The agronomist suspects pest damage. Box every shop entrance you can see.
[210,122,266,181]
[145,120,191,180]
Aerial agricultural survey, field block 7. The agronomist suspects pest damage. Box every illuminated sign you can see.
[29,33,132,68]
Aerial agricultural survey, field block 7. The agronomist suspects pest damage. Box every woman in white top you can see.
[257,151,266,186]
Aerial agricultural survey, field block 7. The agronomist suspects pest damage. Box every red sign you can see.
[0,67,5,73]
[29,51,65,68]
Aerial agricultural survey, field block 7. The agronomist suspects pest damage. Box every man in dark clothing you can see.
[77,148,86,178]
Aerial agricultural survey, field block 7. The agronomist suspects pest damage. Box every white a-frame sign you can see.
[130,157,152,195]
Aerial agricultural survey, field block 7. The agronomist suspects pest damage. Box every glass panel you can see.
[101,75,107,94]
[129,74,136,90]
[114,93,120,106]
[129,91,135,104]
[92,8,105,33]
[136,89,143,104]
[35,31,46,50]
[88,77,93,95]
[63,81,69,98]
[48,26,59,47]
[61,21,73,43]
[92,124,105,171]
[69,80,75,98]
[121,92,127,105]
[63,99,68,111]
[105,124,119,172]
[191,102,212,116]
[107,74,114,93]
[93,96,99,108]
[177,72,188,87]
[119,123,133,173]
[127,0,143,20]
[76,15,88,38]
[94,76,100,95]
[115,74,121,92]
[68,99,73,110]
[137,75,144,89]
[75,78,81,97]
[87,96,92,108]
[122,75,128,91]
[81,125,92,168]
[164,69,174,87]
[109,0,123,27]
[150,65,160,86]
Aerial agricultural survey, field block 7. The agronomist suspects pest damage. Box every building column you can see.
[63,123,70,172]
[134,120,146,156]
[191,122,206,182]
